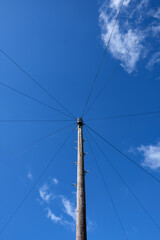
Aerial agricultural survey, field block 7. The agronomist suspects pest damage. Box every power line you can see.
[84,15,153,117]
[86,127,160,232]
[0,127,75,236]
[85,130,128,240]
[84,68,118,117]
[0,48,76,120]
[85,110,160,121]
[0,119,74,123]
[0,81,73,119]
[2,123,75,163]
[86,124,160,185]
[81,0,125,118]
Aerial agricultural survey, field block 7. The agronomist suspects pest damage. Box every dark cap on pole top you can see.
[77,118,83,126]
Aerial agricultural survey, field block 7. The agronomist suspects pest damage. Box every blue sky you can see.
[0,0,160,239]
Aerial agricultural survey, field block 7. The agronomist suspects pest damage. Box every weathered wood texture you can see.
[76,119,87,240]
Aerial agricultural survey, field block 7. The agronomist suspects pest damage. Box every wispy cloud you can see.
[87,219,96,232]
[61,196,76,222]
[45,195,76,230]
[27,171,33,181]
[138,142,160,170]
[110,0,131,9]
[53,178,59,185]
[39,184,54,202]
[46,207,75,230]
[38,180,76,229]
[46,208,61,223]
[38,179,93,232]
[146,52,160,70]
[99,0,160,73]
[154,8,160,20]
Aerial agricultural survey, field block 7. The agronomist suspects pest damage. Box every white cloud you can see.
[110,0,131,10]
[46,207,76,230]
[38,187,94,232]
[45,198,76,230]
[37,181,77,231]
[150,25,160,36]
[137,0,149,11]
[138,142,160,170]
[39,184,54,202]
[154,8,160,20]
[147,52,160,69]
[110,0,121,9]
[46,208,61,223]
[53,178,58,185]
[87,219,96,232]
[99,0,160,73]
[99,1,143,73]
[27,171,33,181]
[61,196,76,222]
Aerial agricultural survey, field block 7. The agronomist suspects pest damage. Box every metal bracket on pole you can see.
[84,153,88,156]
[84,170,90,175]
[72,183,77,188]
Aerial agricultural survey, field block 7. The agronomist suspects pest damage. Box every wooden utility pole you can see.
[76,118,87,240]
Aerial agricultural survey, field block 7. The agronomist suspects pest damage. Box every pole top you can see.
[77,117,83,126]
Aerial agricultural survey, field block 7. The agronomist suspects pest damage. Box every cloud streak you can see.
[99,0,160,73]
[38,179,94,232]
[46,208,61,223]
[39,184,54,202]
[147,52,160,70]
[61,196,76,222]
[38,180,77,230]
[53,178,59,185]
[27,171,33,181]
